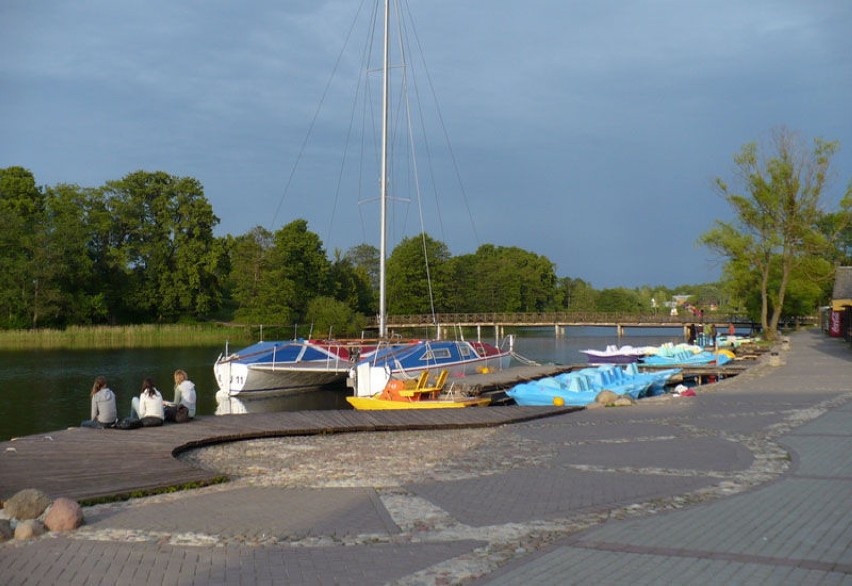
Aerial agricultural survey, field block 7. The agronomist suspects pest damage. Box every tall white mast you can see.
[378,0,390,338]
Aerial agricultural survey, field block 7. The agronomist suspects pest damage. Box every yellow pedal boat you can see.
[346,370,491,410]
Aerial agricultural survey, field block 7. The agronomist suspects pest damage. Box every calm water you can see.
[0,327,685,441]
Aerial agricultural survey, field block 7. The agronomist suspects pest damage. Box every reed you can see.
[0,324,257,350]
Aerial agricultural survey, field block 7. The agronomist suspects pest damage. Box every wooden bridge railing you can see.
[371,312,746,327]
[367,312,816,329]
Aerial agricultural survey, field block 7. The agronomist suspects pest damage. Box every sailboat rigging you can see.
[213,0,512,404]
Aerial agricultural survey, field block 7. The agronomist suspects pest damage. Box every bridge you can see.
[367,312,815,338]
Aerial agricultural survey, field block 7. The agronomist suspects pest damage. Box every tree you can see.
[344,243,380,292]
[595,287,643,312]
[328,250,375,316]
[556,277,597,312]
[267,220,332,321]
[0,167,46,328]
[385,234,452,314]
[229,227,276,323]
[701,129,850,340]
[102,170,226,322]
[457,245,558,312]
[305,295,367,338]
[42,183,107,325]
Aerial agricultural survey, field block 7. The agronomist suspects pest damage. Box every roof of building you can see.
[833,266,852,300]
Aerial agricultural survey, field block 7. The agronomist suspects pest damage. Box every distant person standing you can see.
[81,375,117,428]
[170,369,197,419]
[130,377,164,426]
[728,323,736,336]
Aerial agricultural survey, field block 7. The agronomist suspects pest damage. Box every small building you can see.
[829,266,852,341]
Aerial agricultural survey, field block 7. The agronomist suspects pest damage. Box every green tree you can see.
[386,233,451,314]
[329,250,375,316]
[344,243,380,292]
[462,245,558,312]
[700,129,849,339]
[42,183,107,325]
[0,167,46,328]
[595,287,643,312]
[229,227,276,323]
[305,295,367,338]
[556,277,598,311]
[102,170,226,322]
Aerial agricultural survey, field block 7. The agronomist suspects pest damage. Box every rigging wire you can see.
[269,0,370,232]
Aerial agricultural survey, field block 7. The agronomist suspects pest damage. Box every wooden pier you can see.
[0,406,577,504]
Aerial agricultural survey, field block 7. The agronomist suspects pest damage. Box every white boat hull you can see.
[214,359,350,398]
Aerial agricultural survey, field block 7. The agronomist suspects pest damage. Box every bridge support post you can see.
[476,325,482,341]
[616,324,624,337]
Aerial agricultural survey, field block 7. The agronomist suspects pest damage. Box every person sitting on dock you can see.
[130,377,164,426]
[80,375,118,428]
[165,369,196,421]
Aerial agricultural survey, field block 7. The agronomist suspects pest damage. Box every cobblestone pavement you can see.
[1,330,850,585]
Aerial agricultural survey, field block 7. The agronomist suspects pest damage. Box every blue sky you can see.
[2,0,851,289]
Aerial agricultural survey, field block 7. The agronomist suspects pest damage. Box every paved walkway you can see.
[1,330,850,585]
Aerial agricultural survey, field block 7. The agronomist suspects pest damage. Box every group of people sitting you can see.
[80,369,197,429]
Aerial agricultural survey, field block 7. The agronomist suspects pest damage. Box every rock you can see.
[4,489,52,520]
[0,519,12,541]
[595,390,620,405]
[14,519,45,540]
[613,396,635,407]
[44,498,84,532]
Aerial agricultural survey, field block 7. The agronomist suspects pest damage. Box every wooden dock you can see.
[0,406,577,504]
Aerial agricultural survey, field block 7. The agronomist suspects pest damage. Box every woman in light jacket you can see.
[81,375,117,428]
[130,377,164,426]
[172,369,197,418]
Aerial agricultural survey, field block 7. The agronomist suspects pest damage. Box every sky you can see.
[2,0,851,290]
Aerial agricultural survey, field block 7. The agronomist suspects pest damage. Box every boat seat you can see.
[399,370,449,398]
[401,371,429,390]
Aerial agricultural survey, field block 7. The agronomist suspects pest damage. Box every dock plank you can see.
[0,406,576,502]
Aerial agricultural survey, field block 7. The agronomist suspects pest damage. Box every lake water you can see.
[0,327,686,442]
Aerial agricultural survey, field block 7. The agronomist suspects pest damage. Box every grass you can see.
[78,476,230,506]
[0,324,258,350]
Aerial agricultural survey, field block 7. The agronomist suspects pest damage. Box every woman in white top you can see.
[172,369,197,418]
[130,377,164,426]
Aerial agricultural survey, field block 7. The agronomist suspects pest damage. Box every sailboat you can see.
[214,0,511,405]
[344,1,512,409]
[213,338,379,398]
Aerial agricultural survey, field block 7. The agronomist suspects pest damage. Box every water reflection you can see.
[214,387,350,415]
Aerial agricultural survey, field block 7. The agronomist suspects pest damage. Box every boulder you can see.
[0,519,12,542]
[14,519,45,540]
[4,489,52,520]
[595,390,620,405]
[613,396,635,407]
[44,498,84,532]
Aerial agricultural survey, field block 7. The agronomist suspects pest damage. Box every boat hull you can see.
[213,339,361,398]
[346,395,490,410]
[579,352,641,364]
[215,360,349,398]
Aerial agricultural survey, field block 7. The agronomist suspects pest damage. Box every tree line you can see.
[2,128,849,338]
